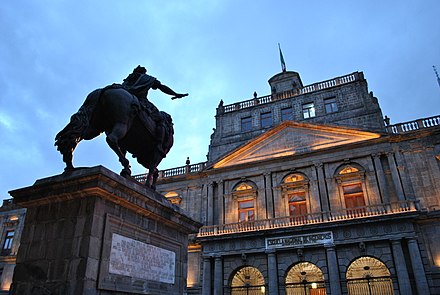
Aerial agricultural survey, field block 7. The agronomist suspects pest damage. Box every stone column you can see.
[207,182,215,225]
[425,147,440,206]
[387,152,405,201]
[407,238,430,295]
[315,163,330,212]
[325,244,342,295]
[390,239,412,295]
[214,255,223,295]
[394,150,416,199]
[266,249,279,295]
[202,256,212,295]
[217,180,224,224]
[372,154,390,204]
[264,172,274,219]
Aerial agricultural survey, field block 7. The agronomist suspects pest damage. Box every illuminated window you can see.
[231,266,265,295]
[164,191,182,205]
[302,102,316,119]
[236,183,253,191]
[337,165,367,216]
[281,107,293,121]
[260,112,272,128]
[284,174,305,183]
[340,166,359,174]
[238,200,255,222]
[281,173,309,220]
[324,97,338,113]
[343,183,365,209]
[1,230,14,256]
[288,192,307,216]
[285,262,326,294]
[347,257,393,295]
[241,116,252,132]
[232,181,258,223]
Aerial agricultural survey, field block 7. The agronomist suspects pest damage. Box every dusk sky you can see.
[1,1,439,201]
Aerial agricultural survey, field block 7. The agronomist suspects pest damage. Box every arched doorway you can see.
[285,262,326,295]
[230,266,266,294]
[346,256,394,295]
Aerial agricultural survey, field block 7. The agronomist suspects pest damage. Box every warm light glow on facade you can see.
[284,174,304,183]
[8,215,18,221]
[340,166,359,174]
[434,254,440,267]
[1,278,11,291]
[213,121,381,169]
[164,192,182,205]
[236,183,253,191]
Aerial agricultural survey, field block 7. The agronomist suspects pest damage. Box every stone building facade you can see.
[150,70,440,294]
[0,200,26,294]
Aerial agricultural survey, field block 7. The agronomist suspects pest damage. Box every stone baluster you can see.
[390,239,412,295]
[407,238,430,295]
[202,256,212,295]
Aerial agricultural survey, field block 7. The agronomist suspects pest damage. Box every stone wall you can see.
[208,74,385,163]
[9,166,201,295]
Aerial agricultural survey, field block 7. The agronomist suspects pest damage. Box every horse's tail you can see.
[54,89,102,155]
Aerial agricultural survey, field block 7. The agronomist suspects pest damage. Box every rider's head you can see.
[134,65,147,74]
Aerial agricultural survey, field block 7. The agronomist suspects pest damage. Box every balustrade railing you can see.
[386,115,440,134]
[221,72,359,113]
[198,200,418,237]
[134,161,207,182]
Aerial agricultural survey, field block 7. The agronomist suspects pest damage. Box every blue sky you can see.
[1,0,439,200]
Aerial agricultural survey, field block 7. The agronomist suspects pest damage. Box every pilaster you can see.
[407,238,430,295]
[390,239,412,295]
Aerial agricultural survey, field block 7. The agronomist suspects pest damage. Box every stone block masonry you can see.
[9,166,201,295]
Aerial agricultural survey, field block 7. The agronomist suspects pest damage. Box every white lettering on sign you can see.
[109,233,176,284]
[266,232,333,249]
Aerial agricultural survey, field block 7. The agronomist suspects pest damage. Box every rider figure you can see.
[122,66,187,157]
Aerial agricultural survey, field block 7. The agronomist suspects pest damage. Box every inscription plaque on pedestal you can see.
[109,233,176,284]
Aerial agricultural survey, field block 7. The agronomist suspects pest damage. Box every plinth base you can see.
[9,166,201,295]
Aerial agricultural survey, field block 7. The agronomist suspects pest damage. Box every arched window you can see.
[281,173,309,220]
[230,266,266,294]
[346,256,394,295]
[232,181,258,222]
[285,262,326,295]
[335,164,367,216]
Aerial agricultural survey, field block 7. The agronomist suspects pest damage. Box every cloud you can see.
[0,0,439,200]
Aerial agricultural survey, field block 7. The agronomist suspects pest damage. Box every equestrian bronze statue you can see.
[55,66,187,189]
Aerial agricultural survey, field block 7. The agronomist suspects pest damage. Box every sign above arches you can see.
[266,231,333,249]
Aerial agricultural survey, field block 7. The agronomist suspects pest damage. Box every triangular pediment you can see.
[213,121,381,169]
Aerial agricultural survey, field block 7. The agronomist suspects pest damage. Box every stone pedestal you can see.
[9,166,201,295]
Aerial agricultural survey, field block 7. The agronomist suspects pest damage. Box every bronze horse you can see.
[55,86,174,189]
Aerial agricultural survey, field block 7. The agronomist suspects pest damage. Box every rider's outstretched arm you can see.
[156,82,188,99]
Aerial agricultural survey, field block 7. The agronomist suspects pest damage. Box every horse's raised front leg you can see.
[106,122,131,177]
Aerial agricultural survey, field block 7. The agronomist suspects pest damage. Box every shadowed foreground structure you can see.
[9,166,201,295]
